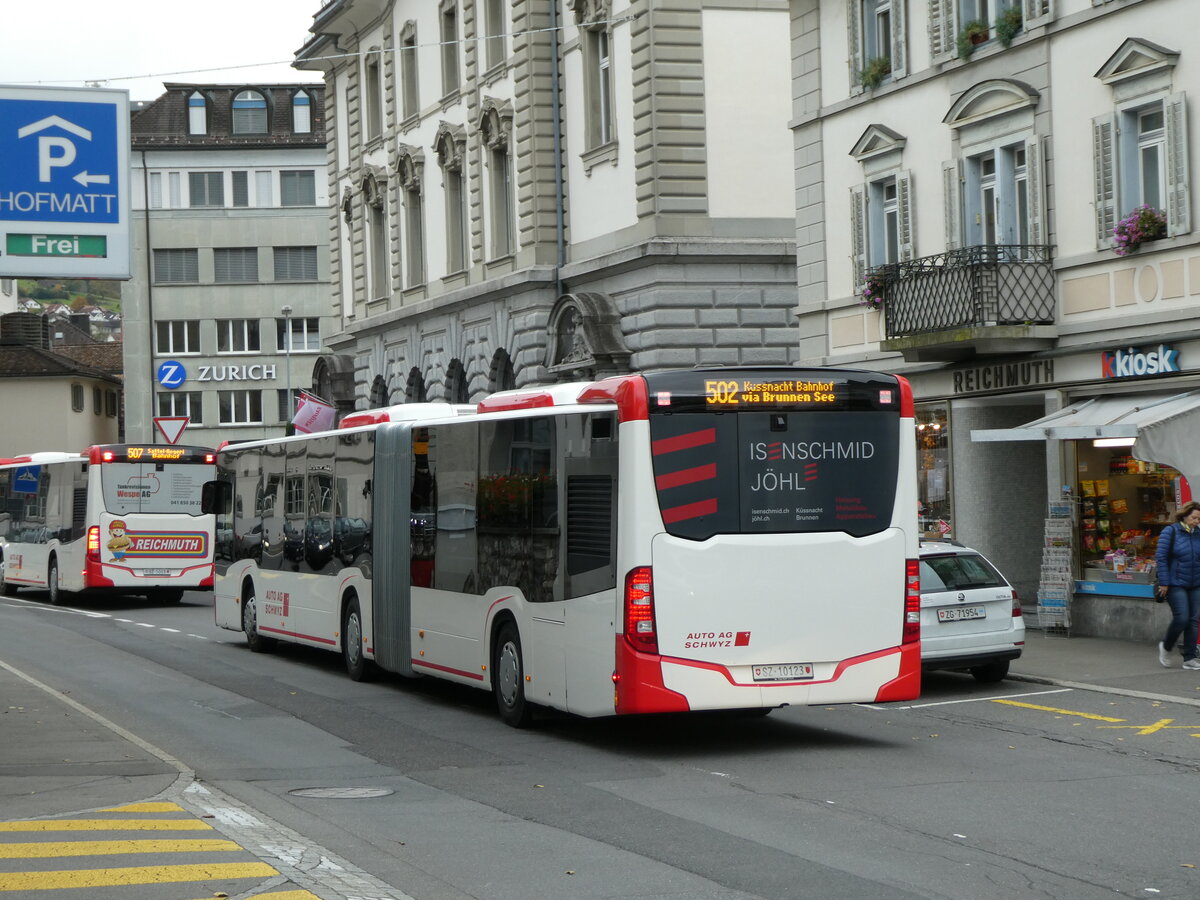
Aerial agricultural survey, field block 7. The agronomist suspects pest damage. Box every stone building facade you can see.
[294,0,799,413]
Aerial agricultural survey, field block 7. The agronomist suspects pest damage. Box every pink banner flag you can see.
[292,392,336,434]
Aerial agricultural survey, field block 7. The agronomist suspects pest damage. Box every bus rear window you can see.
[648,410,900,539]
[101,462,210,516]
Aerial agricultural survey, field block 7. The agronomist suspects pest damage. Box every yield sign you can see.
[154,416,189,445]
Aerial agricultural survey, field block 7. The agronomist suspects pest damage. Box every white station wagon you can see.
[918,540,1025,683]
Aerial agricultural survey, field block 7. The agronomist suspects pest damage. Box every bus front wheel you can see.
[492,621,532,728]
[242,585,274,653]
[342,597,372,682]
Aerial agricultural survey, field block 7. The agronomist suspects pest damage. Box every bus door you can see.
[95,447,214,582]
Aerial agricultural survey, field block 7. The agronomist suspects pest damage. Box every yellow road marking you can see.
[0,839,241,858]
[991,699,1125,722]
[0,820,212,832]
[1098,718,1200,736]
[0,862,277,891]
[100,803,184,813]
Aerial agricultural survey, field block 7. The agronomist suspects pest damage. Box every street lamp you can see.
[281,304,293,431]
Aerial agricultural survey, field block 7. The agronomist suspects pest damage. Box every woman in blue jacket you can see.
[1156,501,1200,669]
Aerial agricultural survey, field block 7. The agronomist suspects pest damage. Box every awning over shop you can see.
[971,389,1200,488]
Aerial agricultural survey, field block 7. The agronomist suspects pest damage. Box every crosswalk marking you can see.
[0,819,212,832]
[0,839,241,858]
[0,862,278,891]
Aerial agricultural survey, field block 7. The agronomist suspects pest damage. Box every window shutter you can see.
[851,185,867,287]
[942,160,962,250]
[891,2,908,80]
[929,0,956,61]
[897,170,914,260]
[848,1,863,96]
[1023,0,1053,29]
[1025,136,1046,246]
[1165,92,1190,236]
[1092,114,1116,248]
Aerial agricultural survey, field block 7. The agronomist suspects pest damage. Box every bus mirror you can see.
[201,481,231,515]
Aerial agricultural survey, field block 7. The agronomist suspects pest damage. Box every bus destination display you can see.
[704,378,843,408]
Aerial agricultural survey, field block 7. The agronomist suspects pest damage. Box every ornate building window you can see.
[480,101,514,259]
[435,123,468,273]
[397,148,425,286]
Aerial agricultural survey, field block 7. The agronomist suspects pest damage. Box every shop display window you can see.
[917,403,952,539]
[1075,441,1182,585]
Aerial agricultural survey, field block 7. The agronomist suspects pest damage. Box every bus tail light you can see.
[624,566,658,653]
[903,558,921,645]
[87,526,101,562]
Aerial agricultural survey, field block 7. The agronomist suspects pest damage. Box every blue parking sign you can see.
[0,97,121,225]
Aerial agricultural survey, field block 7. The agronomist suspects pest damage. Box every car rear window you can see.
[920,553,1007,592]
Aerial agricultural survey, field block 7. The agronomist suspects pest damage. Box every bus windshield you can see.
[100,462,209,516]
[644,369,901,539]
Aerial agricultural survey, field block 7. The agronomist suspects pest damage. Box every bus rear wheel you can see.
[242,585,274,653]
[342,597,372,682]
[492,621,532,728]
[47,559,67,606]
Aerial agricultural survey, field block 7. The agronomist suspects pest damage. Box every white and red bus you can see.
[0,444,216,604]
[208,367,920,725]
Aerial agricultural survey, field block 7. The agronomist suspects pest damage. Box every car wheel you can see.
[342,597,372,681]
[970,659,1010,683]
[242,584,274,653]
[492,621,533,728]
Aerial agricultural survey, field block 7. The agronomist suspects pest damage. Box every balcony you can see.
[876,245,1057,362]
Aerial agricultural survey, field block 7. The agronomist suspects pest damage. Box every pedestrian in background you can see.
[1155,500,1200,669]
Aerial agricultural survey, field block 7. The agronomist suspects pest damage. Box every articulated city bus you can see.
[208,367,920,725]
[0,445,216,604]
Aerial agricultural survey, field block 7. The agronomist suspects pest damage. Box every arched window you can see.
[445,358,470,403]
[232,89,268,134]
[405,367,428,402]
[488,349,516,393]
[368,374,389,407]
[188,91,207,135]
[292,90,312,134]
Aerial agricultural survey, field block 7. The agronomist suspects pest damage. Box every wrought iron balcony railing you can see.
[873,245,1055,339]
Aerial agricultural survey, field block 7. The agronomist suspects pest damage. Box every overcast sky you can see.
[0,0,324,102]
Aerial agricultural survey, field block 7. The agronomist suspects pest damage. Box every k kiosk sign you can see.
[0,85,131,279]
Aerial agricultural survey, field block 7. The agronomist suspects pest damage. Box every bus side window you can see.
[71,464,88,542]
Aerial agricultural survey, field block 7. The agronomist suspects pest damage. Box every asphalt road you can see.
[1,588,1198,900]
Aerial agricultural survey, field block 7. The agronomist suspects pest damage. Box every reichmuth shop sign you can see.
[952,360,1056,394]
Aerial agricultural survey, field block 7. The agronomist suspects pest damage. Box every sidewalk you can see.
[0,660,181,822]
[1012,628,1200,707]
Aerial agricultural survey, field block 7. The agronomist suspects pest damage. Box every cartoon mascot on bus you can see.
[106,519,133,560]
